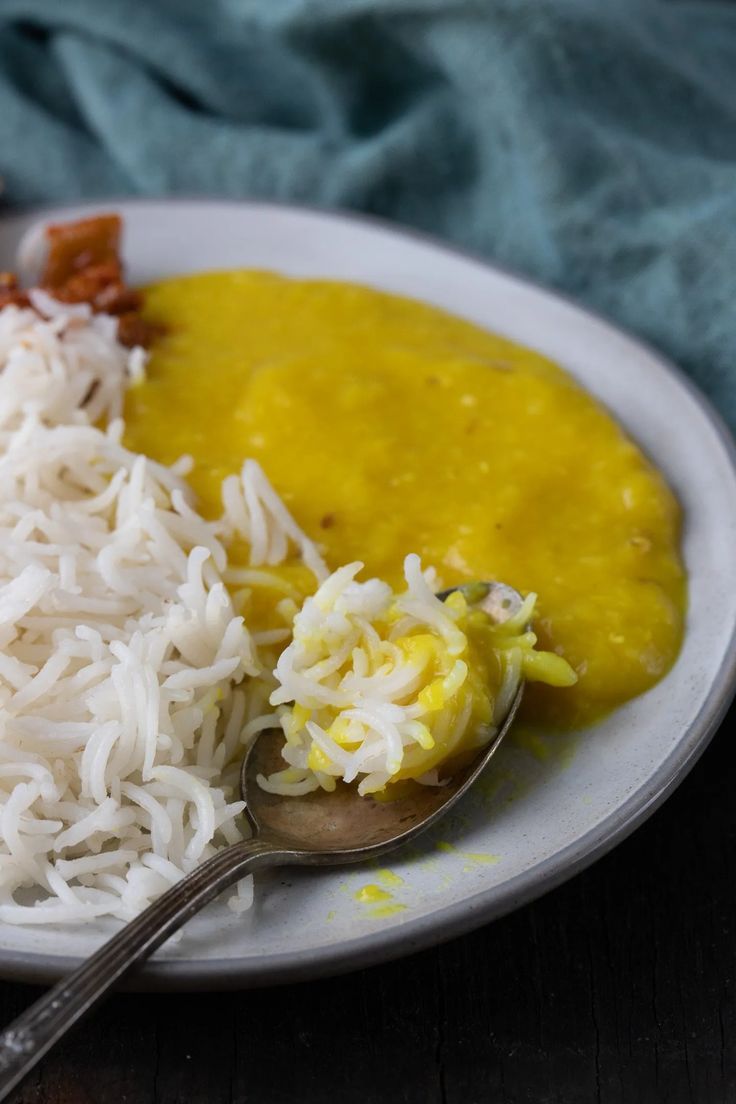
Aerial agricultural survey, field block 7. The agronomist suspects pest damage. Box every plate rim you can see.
[0,196,735,990]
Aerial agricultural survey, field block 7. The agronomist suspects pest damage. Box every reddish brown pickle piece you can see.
[0,272,30,309]
[41,215,122,288]
[117,313,160,349]
[38,214,155,347]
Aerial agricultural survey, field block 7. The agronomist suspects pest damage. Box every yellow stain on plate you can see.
[463,851,500,866]
[352,879,409,919]
[368,903,407,919]
[354,884,393,904]
[326,910,336,922]
[376,869,405,888]
[436,840,500,873]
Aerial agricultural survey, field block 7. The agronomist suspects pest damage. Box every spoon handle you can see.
[0,837,290,1102]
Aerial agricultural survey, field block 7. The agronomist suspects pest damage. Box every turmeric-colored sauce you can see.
[124,271,685,728]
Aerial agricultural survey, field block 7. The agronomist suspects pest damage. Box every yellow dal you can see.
[124,271,686,728]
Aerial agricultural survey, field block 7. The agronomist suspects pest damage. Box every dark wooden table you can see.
[2,709,733,1104]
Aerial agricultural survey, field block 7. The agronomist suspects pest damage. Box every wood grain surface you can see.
[1,711,734,1104]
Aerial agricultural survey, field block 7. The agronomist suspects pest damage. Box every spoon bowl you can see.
[242,581,525,860]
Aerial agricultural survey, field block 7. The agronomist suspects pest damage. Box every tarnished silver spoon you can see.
[0,581,525,1101]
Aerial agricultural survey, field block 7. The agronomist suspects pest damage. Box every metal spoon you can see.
[0,581,525,1101]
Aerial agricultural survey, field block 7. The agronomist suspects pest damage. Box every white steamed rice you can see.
[0,296,325,924]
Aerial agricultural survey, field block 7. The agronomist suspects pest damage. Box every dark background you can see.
[2,710,733,1104]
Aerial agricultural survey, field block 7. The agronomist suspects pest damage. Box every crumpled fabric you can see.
[1,0,735,418]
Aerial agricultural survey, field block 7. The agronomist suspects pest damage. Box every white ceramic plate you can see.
[0,199,735,990]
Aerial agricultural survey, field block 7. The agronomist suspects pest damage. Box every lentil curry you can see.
[124,270,686,729]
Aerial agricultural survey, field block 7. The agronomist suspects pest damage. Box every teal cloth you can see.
[0,0,735,417]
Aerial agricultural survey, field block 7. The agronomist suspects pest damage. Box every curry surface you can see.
[124,271,685,728]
